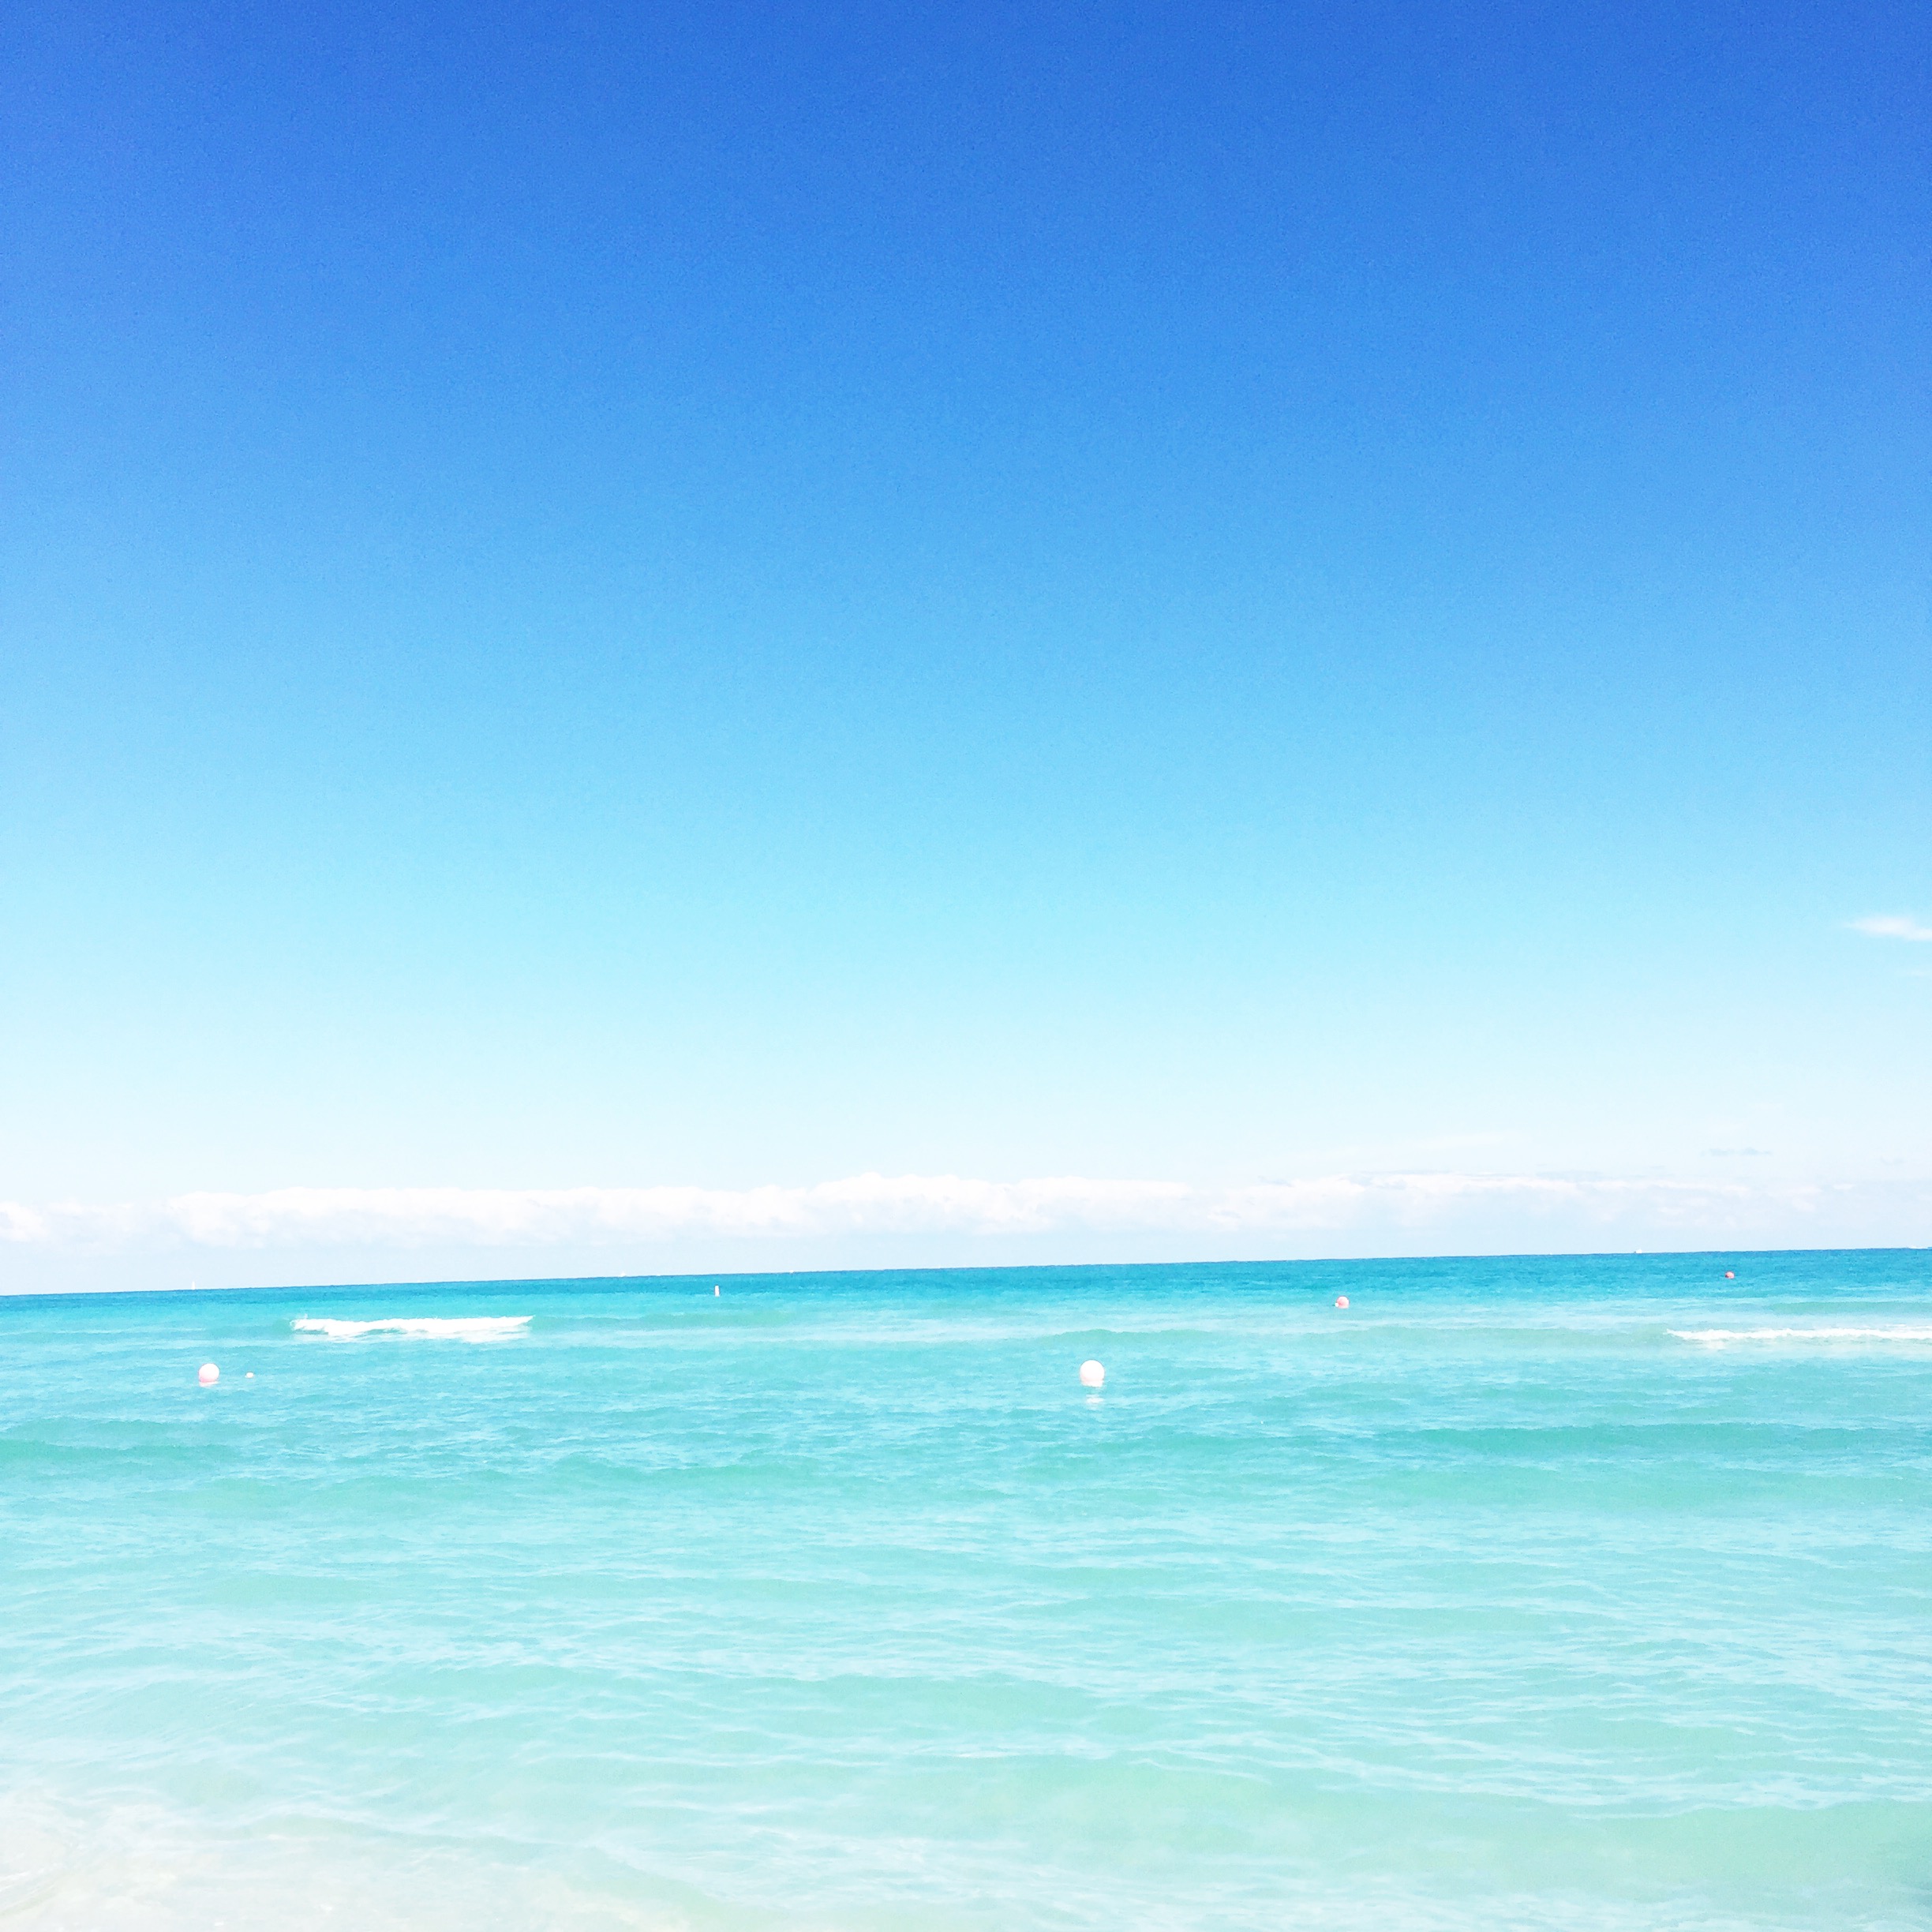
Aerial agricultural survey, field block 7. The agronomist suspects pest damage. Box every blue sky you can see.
[2,0,1926,1284]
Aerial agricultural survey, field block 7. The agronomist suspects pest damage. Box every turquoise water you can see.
[3,1252,1930,1929]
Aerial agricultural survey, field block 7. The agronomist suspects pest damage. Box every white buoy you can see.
[1079,1359,1105,1390]
[714,1285,721,1296]
[1335,1295,1350,1310]
[198,1362,219,1387]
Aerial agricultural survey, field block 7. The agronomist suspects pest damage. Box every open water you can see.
[2,1252,1930,1929]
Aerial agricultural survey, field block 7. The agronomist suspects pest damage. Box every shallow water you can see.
[3,1252,1930,1929]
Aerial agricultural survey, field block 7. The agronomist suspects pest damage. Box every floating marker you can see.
[1724,1271,1735,1280]
[1079,1359,1105,1390]
[714,1285,721,1296]
[1335,1296,1350,1310]
[198,1362,219,1387]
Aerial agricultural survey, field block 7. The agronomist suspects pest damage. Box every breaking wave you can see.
[291,1316,531,1342]
[1671,1324,1932,1347]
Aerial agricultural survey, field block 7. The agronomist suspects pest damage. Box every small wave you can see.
[1671,1324,1932,1347]
[291,1316,531,1342]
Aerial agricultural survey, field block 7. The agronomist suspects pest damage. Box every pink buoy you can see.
[1079,1359,1105,1390]
[198,1362,219,1387]
[1335,1296,1350,1310]
[1724,1271,1735,1280]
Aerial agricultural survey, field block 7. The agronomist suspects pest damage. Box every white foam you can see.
[1671,1324,1932,1347]
[291,1316,530,1342]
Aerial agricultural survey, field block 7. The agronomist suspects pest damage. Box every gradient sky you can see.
[3,0,1927,1283]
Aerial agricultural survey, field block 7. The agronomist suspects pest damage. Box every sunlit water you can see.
[4,1252,1930,1929]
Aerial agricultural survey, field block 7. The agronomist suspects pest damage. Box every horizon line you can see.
[6,1242,1928,1301]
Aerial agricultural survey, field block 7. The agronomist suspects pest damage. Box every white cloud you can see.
[1851,915,1932,942]
[0,1168,1900,1259]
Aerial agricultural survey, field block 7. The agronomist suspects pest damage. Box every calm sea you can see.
[3,1252,1930,1929]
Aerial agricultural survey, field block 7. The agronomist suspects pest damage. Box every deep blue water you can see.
[3,1252,1930,1928]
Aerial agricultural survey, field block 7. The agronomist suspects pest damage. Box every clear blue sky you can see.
[2,0,1926,1278]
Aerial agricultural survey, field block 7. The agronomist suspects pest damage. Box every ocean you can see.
[2,1252,1929,1929]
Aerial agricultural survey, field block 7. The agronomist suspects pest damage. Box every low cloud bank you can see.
[4,1169,1928,1277]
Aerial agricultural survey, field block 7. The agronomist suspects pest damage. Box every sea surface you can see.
[3,1252,1930,1930]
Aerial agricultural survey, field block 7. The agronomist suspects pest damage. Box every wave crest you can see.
[290,1316,531,1342]
[1671,1324,1932,1347]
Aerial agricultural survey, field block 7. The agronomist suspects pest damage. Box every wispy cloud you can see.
[1850,915,1932,942]
[0,1169,1899,1259]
